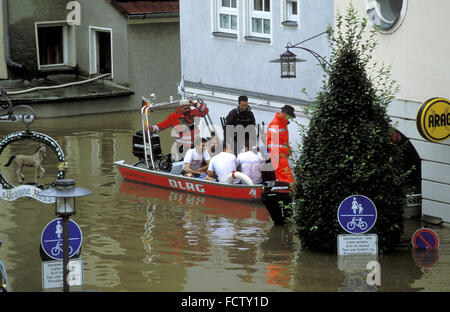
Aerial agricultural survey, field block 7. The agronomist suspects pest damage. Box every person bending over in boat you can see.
[183,138,211,178]
[236,139,264,184]
[146,98,209,159]
[205,142,238,184]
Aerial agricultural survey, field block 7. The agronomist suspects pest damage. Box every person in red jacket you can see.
[147,99,209,159]
[267,105,295,183]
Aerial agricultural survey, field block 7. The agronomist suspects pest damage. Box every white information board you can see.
[337,234,378,255]
[42,258,83,289]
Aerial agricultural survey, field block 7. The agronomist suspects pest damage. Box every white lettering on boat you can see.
[169,179,177,188]
[168,179,205,193]
[186,182,195,192]
[195,184,205,193]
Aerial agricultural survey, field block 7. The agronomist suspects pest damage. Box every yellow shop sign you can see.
[416,97,450,143]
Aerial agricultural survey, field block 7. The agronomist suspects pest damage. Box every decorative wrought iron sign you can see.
[0,90,67,202]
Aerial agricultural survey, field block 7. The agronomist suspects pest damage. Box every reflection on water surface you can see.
[0,111,449,292]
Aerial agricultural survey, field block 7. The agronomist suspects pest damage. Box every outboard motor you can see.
[261,181,293,225]
[261,159,276,182]
[132,130,163,162]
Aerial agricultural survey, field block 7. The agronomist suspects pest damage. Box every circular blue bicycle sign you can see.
[337,195,377,234]
[41,218,82,260]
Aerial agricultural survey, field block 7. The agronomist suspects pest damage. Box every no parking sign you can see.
[412,228,439,250]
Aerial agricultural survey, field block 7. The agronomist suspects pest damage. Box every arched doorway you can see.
[391,129,421,216]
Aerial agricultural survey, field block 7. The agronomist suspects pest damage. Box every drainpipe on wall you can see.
[3,0,23,69]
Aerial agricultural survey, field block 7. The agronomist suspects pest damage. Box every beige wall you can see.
[334,0,450,223]
[334,0,450,102]
[0,1,8,79]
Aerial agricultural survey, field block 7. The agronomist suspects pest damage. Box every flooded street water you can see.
[0,110,449,292]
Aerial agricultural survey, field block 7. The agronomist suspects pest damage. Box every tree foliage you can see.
[291,5,408,254]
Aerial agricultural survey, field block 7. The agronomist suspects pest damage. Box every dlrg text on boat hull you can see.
[168,179,205,193]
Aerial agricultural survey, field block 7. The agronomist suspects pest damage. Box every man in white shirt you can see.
[206,142,237,183]
[237,142,264,184]
[184,138,211,178]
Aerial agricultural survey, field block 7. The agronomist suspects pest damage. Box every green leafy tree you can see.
[291,5,409,254]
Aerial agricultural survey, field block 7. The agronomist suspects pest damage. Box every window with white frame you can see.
[286,0,298,21]
[366,0,407,33]
[89,26,113,77]
[212,0,239,38]
[281,0,299,26]
[249,0,271,38]
[218,0,238,33]
[35,21,76,69]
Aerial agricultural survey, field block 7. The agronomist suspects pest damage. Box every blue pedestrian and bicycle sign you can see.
[337,195,377,234]
[41,218,82,260]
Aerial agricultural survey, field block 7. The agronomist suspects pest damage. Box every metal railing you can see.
[0,89,36,130]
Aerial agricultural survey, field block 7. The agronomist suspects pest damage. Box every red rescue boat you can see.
[115,159,262,200]
[114,98,293,224]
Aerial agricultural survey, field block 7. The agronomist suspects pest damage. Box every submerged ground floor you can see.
[0,111,448,292]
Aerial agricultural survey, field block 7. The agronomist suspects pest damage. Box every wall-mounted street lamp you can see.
[270,31,329,79]
[39,179,92,292]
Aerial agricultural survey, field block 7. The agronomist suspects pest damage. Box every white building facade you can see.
[334,0,450,223]
[180,0,449,223]
[180,0,334,145]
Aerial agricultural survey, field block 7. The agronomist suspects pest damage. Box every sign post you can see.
[411,228,440,268]
[39,179,92,292]
[41,218,82,260]
[337,195,378,255]
[41,218,83,292]
[42,259,83,290]
[412,228,439,250]
[337,234,378,255]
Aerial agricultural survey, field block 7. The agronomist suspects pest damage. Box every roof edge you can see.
[127,12,179,20]
[109,0,179,19]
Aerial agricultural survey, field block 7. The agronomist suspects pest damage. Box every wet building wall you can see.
[3,0,181,115]
[76,0,129,85]
[7,0,68,72]
[126,22,181,104]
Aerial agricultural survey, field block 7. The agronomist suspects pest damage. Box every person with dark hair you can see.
[267,105,296,183]
[205,142,238,183]
[225,95,256,155]
[183,138,211,178]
